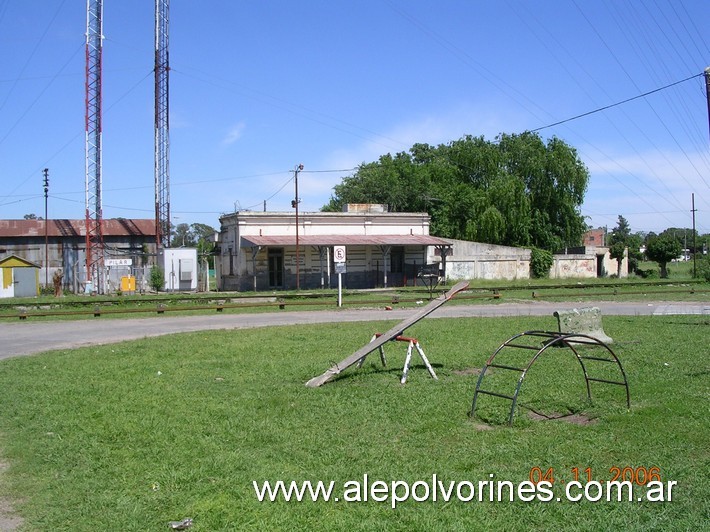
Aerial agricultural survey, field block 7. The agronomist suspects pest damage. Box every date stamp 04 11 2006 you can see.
[530,465,663,486]
[528,466,677,502]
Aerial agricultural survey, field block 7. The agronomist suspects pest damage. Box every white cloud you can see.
[295,104,526,211]
[221,122,246,146]
[319,103,517,172]
[579,146,710,233]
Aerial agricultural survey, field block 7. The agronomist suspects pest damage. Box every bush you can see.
[39,285,54,296]
[149,266,165,292]
[628,256,639,275]
[698,255,710,282]
[635,268,658,279]
[530,248,553,278]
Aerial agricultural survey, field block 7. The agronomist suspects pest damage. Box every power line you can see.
[38,167,360,217]
[0,69,153,204]
[0,0,68,114]
[514,1,689,214]
[12,168,359,198]
[530,72,704,133]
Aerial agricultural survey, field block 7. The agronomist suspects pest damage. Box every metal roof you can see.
[0,254,41,268]
[0,219,156,238]
[241,234,451,247]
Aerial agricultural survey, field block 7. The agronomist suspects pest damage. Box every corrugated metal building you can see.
[0,219,157,292]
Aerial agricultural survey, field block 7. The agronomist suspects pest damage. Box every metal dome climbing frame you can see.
[470,331,630,426]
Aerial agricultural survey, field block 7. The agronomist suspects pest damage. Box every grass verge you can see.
[1,280,708,321]
[0,315,708,530]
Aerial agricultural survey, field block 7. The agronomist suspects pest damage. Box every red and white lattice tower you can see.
[85,0,105,293]
[155,0,171,248]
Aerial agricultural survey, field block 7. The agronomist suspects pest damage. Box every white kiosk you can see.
[158,248,198,292]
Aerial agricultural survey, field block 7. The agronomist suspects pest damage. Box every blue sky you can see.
[1,0,709,236]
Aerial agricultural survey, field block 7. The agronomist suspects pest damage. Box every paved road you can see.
[0,300,708,361]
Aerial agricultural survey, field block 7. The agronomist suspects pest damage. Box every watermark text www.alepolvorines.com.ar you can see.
[253,474,677,508]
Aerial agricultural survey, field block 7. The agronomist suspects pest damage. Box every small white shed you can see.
[158,248,198,291]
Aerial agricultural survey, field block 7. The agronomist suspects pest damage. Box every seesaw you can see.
[305,281,469,387]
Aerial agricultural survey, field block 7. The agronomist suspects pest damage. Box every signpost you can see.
[334,246,346,307]
[105,258,133,266]
[105,258,133,294]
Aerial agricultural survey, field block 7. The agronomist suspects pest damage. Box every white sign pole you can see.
[338,273,342,307]
[333,246,346,308]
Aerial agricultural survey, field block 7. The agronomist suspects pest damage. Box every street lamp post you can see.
[292,164,304,290]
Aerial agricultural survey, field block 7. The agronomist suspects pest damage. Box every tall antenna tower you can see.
[85,0,105,293]
[155,0,171,248]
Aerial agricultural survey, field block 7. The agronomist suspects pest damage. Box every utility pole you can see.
[43,168,49,289]
[691,193,697,278]
[705,67,710,141]
[292,164,304,290]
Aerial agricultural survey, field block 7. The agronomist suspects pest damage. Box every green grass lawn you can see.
[0,314,708,530]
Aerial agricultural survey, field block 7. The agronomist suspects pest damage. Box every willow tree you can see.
[322,132,589,250]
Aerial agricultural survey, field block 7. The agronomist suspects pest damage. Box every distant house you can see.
[216,205,451,291]
[0,219,158,292]
[583,228,606,247]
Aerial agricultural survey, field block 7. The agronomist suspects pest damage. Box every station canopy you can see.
[240,234,451,247]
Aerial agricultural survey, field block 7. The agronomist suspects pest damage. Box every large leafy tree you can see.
[323,151,430,213]
[170,222,216,250]
[658,227,697,256]
[323,132,589,250]
[646,235,682,278]
[170,223,195,248]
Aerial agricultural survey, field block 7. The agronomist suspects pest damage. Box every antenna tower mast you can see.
[85,0,105,293]
[155,0,171,248]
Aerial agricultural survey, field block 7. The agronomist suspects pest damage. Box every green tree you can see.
[658,228,696,247]
[646,236,682,278]
[323,152,429,213]
[149,266,165,292]
[170,223,195,248]
[626,232,644,274]
[322,132,589,251]
[608,215,631,276]
[166,222,217,272]
[698,254,710,282]
[169,222,216,254]
[191,223,218,268]
[190,223,216,242]
[477,206,506,243]
[608,240,627,276]
[483,174,531,246]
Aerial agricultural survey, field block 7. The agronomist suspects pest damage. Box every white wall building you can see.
[216,206,451,291]
[216,206,627,291]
